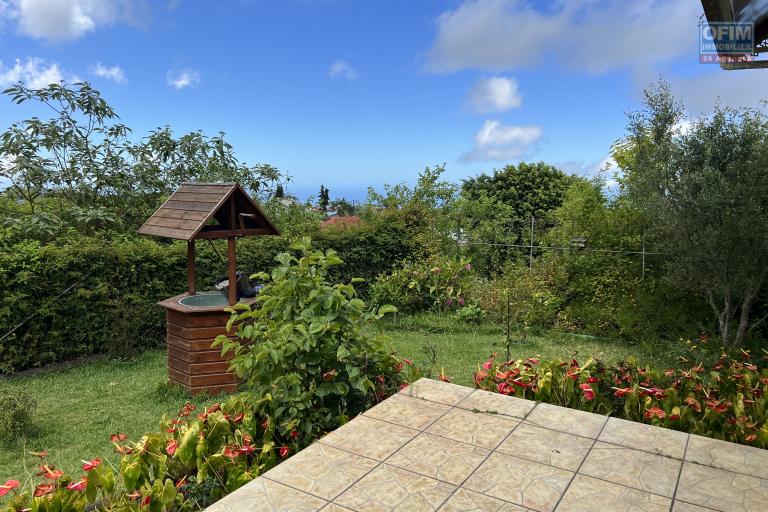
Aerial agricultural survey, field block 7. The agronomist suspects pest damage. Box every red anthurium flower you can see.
[706,400,730,414]
[290,430,299,440]
[746,434,757,443]
[322,370,337,382]
[36,465,63,480]
[179,403,196,417]
[497,382,512,395]
[0,480,20,497]
[399,382,408,390]
[223,445,240,459]
[474,370,488,385]
[208,403,221,413]
[279,446,290,458]
[81,458,101,472]
[644,407,666,420]
[261,418,270,431]
[585,377,599,384]
[113,444,133,455]
[34,483,55,497]
[579,383,595,401]
[403,358,413,366]
[141,495,152,508]
[166,440,178,456]
[482,360,493,370]
[67,479,87,492]
[110,433,128,442]
[613,387,633,398]
[526,357,540,365]
[232,413,245,423]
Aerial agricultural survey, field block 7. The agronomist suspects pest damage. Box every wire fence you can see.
[446,216,662,279]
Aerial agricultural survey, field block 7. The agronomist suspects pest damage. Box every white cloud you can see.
[166,68,199,89]
[328,60,358,80]
[427,0,700,74]
[467,76,521,113]
[0,57,77,88]
[1,0,146,42]
[461,119,542,161]
[90,62,126,83]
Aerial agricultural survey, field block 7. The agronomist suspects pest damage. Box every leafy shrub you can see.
[0,390,37,445]
[215,238,419,440]
[474,340,768,448]
[0,216,425,373]
[455,304,484,324]
[370,256,474,313]
[0,396,294,511]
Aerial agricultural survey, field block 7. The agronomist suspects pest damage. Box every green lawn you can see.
[0,352,217,482]
[0,313,683,481]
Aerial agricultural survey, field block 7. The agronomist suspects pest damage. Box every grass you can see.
[0,313,685,481]
[380,313,686,387]
[0,351,220,482]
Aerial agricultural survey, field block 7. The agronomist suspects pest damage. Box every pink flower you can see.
[34,483,55,497]
[67,479,87,492]
[166,439,178,456]
[81,458,101,472]
[0,480,20,497]
[446,297,453,306]
[458,296,465,306]
[464,263,472,271]
[644,407,666,420]
[613,387,633,398]
[497,382,512,395]
[579,383,595,401]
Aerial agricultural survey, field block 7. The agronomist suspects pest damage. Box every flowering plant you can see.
[474,343,768,448]
[0,397,300,512]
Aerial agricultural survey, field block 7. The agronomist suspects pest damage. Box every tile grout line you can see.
[550,413,610,512]
[429,402,530,511]
[670,432,691,509]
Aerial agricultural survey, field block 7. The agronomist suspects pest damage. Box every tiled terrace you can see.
[207,378,768,512]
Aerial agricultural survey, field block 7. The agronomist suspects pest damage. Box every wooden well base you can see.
[159,293,254,395]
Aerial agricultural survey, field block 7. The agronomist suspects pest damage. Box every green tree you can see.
[318,185,329,211]
[0,81,285,238]
[618,81,768,347]
[274,183,285,198]
[461,162,576,222]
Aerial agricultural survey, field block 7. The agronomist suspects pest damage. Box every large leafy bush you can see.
[214,238,416,440]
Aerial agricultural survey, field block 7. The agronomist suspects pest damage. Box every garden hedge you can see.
[0,222,420,373]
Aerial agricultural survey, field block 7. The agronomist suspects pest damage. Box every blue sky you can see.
[1,1,767,201]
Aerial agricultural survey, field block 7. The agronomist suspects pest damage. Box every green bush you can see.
[0,219,423,373]
[0,390,37,446]
[215,238,419,439]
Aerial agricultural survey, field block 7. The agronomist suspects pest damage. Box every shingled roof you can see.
[138,183,279,240]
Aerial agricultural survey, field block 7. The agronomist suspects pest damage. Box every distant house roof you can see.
[320,215,362,230]
[278,197,299,207]
[138,182,279,241]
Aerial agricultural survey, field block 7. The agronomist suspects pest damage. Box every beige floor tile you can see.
[334,464,456,512]
[525,403,607,439]
[319,416,418,461]
[205,477,327,512]
[579,442,681,497]
[426,408,518,449]
[498,423,593,471]
[320,505,354,512]
[386,432,489,484]
[685,434,768,479]
[675,462,768,512]
[364,393,451,430]
[400,378,475,406]
[457,389,536,419]
[599,417,688,459]
[671,501,718,512]
[464,452,573,512]
[555,475,671,512]
[263,443,378,500]
[438,489,528,511]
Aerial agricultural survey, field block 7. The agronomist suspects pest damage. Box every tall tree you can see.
[617,81,768,347]
[318,185,329,211]
[274,183,285,198]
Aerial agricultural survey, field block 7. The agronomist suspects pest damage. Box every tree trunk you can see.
[734,291,754,348]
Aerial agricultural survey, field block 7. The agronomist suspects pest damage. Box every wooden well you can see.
[138,183,279,394]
